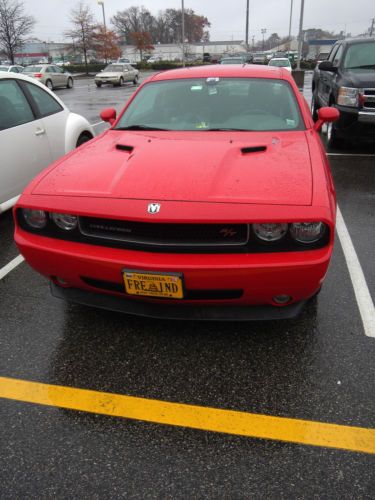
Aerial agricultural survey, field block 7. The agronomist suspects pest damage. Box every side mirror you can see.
[318,60,337,73]
[100,108,117,125]
[313,107,340,132]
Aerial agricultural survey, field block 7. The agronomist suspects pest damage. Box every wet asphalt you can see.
[0,71,374,498]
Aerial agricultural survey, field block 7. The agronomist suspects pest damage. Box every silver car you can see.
[95,63,139,87]
[22,64,74,90]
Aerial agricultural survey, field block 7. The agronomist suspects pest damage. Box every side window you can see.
[10,67,19,73]
[24,82,63,117]
[53,66,63,73]
[333,45,343,66]
[46,67,53,73]
[328,45,339,63]
[0,79,35,130]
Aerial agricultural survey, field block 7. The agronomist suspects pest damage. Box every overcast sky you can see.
[22,0,374,43]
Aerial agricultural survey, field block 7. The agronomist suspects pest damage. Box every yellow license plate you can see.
[123,270,184,299]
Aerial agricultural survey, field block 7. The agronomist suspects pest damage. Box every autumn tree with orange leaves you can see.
[130,31,154,60]
[93,26,121,62]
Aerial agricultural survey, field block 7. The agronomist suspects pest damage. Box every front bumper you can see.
[15,228,332,319]
[336,105,375,139]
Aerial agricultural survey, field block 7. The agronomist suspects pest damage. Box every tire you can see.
[326,121,342,149]
[311,93,319,122]
[76,133,93,147]
[117,77,124,87]
[133,75,139,85]
[66,77,73,89]
[46,79,53,90]
[95,81,102,88]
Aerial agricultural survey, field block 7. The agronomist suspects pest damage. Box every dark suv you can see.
[311,38,375,146]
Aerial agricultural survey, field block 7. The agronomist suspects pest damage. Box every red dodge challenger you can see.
[14,65,339,320]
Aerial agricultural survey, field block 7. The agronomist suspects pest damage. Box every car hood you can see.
[343,69,375,88]
[32,130,313,206]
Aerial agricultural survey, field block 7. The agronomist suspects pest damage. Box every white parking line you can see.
[0,255,24,280]
[336,206,375,338]
[91,121,104,128]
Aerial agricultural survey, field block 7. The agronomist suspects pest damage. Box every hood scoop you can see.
[116,144,134,153]
[241,145,267,154]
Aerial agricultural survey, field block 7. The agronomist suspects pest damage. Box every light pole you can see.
[288,0,293,56]
[181,0,185,66]
[245,0,249,50]
[261,28,267,51]
[296,0,305,70]
[97,0,107,63]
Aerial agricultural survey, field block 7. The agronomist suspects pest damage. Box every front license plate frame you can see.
[122,269,184,299]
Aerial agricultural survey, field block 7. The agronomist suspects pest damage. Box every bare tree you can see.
[65,2,96,73]
[0,0,35,64]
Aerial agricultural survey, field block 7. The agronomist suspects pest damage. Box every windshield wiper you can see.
[346,65,375,70]
[115,125,170,131]
[204,127,254,131]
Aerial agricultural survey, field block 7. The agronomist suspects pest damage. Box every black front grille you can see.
[79,217,249,247]
[363,89,375,109]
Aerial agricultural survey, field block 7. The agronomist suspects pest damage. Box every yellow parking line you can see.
[0,376,374,454]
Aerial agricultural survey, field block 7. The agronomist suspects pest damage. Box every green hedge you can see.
[67,63,106,74]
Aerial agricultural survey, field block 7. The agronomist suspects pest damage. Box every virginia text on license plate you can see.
[123,270,184,299]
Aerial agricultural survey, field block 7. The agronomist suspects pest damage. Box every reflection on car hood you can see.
[343,70,375,88]
[32,130,313,206]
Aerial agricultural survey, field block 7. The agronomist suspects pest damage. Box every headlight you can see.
[253,223,288,242]
[337,87,362,107]
[51,213,78,231]
[290,222,326,243]
[22,209,47,229]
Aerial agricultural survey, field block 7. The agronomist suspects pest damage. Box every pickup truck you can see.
[311,38,375,147]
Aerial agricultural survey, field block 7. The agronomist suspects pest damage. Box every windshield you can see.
[343,42,375,70]
[269,59,290,67]
[115,77,304,132]
[24,66,42,72]
[104,64,124,72]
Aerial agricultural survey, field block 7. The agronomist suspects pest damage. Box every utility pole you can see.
[182,0,185,67]
[261,28,267,51]
[288,0,293,56]
[370,18,375,37]
[97,0,107,63]
[296,0,305,70]
[245,0,250,50]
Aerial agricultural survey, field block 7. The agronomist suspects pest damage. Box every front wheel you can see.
[46,80,53,90]
[76,133,93,147]
[311,95,319,122]
[326,121,342,149]
[66,77,73,89]
[133,75,139,85]
[95,81,102,88]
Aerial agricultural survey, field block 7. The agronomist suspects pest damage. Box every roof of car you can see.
[150,64,289,82]
[336,37,375,45]
[0,71,67,108]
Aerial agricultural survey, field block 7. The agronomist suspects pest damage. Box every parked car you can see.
[220,57,246,65]
[14,65,339,319]
[94,63,139,87]
[146,56,164,64]
[268,57,292,72]
[0,65,24,73]
[311,37,375,146]
[0,72,94,213]
[252,53,267,64]
[22,64,74,90]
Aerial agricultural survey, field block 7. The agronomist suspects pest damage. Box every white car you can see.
[0,65,24,73]
[268,57,292,72]
[0,72,95,213]
[94,63,139,87]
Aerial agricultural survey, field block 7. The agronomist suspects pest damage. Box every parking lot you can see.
[1,71,374,497]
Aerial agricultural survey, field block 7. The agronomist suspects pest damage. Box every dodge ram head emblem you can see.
[219,227,237,237]
[147,203,161,214]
